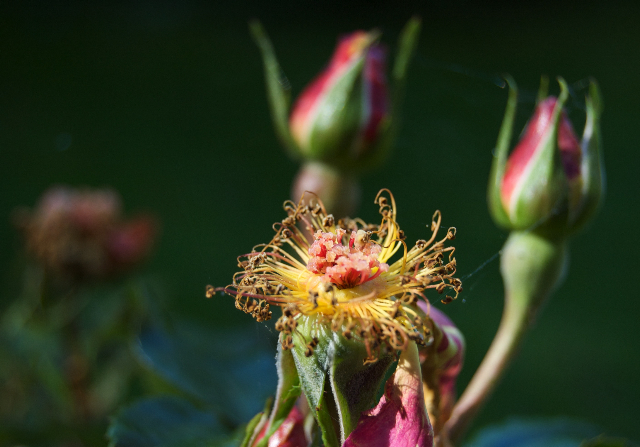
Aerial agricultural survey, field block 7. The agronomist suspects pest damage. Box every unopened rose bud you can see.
[251,18,420,173]
[488,78,605,236]
[289,31,389,168]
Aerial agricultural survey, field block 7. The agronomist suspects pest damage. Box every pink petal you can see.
[344,342,434,447]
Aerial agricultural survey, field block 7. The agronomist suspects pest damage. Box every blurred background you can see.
[1,0,638,443]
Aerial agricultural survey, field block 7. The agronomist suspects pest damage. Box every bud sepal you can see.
[288,315,395,446]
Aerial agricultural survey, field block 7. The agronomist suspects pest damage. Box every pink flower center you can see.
[307,229,388,289]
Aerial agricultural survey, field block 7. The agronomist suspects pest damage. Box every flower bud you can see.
[251,18,421,172]
[488,78,604,235]
[288,31,388,168]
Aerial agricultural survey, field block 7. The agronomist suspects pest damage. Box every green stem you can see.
[442,231,567,445]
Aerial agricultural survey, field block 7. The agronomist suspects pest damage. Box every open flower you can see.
[214,190,461,363]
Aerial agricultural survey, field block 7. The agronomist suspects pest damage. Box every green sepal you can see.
[307,55,368,163]
[255,345,302,447]
[366,16,422,172]
[569,78,605,233]
[509,78,570,232]
[536,75,549,104]
[392,16,422,83]
[329,337,394,440]
[487,75,518,229]
[289,321,340,447]
[240,410,268,447]
[249,20,299,159]
[290,315,393,445]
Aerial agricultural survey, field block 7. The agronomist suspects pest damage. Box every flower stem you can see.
[442,231,567,445]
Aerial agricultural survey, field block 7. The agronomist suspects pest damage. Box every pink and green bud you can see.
[251,18,421,172]
[288,31,389,167]
[344,342,434,447]
[417,304,465,432]
[488,78,604,235]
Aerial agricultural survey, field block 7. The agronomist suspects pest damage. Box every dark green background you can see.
[2,0,638,442]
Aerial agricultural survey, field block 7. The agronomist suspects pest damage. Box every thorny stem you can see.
[441,231,567,445]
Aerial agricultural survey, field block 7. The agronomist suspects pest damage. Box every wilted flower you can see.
[488,78,604,235]
[214,190,461,364]
[15,186,155,282]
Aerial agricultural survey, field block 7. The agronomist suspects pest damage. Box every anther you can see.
[441,296,454,304]
[282,216,296,227]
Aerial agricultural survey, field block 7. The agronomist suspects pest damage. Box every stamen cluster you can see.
[307,229,388,289]
[211,190,462,363]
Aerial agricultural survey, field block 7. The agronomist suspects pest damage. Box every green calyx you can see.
[487,76,519,229]
[289,315,394,446]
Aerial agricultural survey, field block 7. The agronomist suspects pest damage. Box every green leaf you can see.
[464,418,625,447]
[136,322,277,425]
[249,20,298,159]
[107,396,237,447]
